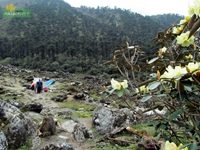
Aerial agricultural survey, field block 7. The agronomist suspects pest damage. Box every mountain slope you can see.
[0,0,184,74]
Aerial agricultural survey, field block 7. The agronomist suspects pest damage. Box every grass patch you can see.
[92,142,138,150]
[73,111,93,118]
[12,136,33,150]
[131,123,155,136]
[56,116,69,123]
[0,95,25,101]
[31,117,44,123]
[90,93,101,101]
[58,101,97,111]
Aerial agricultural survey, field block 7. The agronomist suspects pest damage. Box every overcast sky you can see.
[64,0,190,16]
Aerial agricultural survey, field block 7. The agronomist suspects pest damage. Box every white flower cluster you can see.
[110,78,128,90]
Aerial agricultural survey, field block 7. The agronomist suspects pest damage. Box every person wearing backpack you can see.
[36,79,43,93]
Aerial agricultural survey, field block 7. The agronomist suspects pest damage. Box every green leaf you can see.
[141,95,152,102]
[194,121,200,127]
[116,90,123,97]
[160,124,167,130]
[157,94,167,97]
[148,81,160,90]
[124,88,130,95]
[106,88,115,97]
[164,111,169,117]
[171,120,188,128]
[162,133,169,141]
[169,109,182,121]
[184,85,192,92]
[144,121,159,126]
[148,57,159,64]
[179,143,192,150]
[109,88,115,95]
[155,132,161,142]
[191,93,200,101]
[155,123,161,131]
[188,143,198,150]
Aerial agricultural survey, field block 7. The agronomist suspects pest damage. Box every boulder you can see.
[92,105,135,135]
[0,100,37,149]
[61,120,78,133]
[24,103,43,113]
[73,123,94,143]
[7,99,25,108]
[0,129,8,150]
[51,94,68,102]
[73,93,85,100]
[40,117,56,137]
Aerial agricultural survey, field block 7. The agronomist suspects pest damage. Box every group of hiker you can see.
[27,78,55,93]
[31,79,43,93]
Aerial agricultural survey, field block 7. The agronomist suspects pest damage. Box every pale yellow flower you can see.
[176,31,195,47]
[185,54,193,60]
[161,47,167,53]
[164,141,178,150]
[187,62,200,74]
[135,85,149,94]
[160,65,187,79]
[188,0,200,16]
[164,141,188,150]
[177,143,188,150]
[172,25,184,34]
[111,78,121,90]
[121,80,128,89]
[180,16,191,24]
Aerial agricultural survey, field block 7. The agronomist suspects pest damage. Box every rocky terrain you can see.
[0,64,102,150]
[0,64,164,150]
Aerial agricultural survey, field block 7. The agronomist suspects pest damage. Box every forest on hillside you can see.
[0,0,184,75]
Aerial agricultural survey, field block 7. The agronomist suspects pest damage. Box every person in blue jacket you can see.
[36,79,43,93]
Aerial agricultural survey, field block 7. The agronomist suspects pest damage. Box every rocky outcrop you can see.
[24,103,43,113]
[40,117,56,137]
[0,100,37,149]
[92,105,135,135]
[73,123,94,143]
[7,99,25,108]
[0,129,8,150]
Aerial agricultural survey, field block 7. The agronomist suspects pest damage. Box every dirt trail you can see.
[1,74,94,150]
[3,76,59,108]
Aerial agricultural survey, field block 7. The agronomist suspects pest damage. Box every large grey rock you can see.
[24,103,43,113]
[7,99,25,108]
[0,100,37,149]
[0,129,8,150]
[61,120,78,133]
[40,117,56,136]
[73,123,94,143]
[92,105,135,135]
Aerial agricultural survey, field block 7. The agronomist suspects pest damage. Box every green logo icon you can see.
[3,3,30,18]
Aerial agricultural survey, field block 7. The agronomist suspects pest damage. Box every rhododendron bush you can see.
[104,0,200,149]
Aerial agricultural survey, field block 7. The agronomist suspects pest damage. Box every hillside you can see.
[0,0,184,74]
